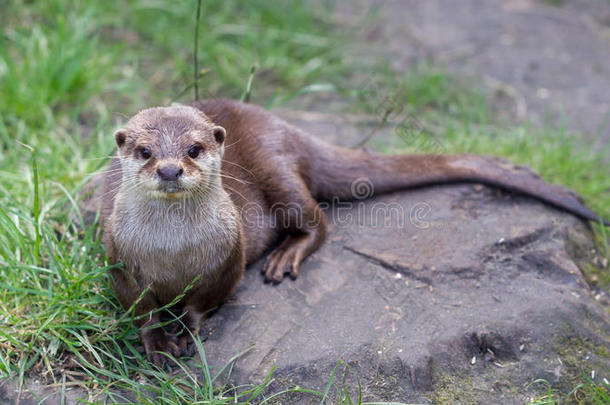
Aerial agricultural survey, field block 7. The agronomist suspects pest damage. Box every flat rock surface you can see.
[335,0,610,148]
[201,175,609,403]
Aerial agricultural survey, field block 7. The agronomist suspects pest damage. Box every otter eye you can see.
[188,145,203,159]
[138,148,152,160]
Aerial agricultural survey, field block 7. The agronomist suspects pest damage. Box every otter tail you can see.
[307,140,609,226]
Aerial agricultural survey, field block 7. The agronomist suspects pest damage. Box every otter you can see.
[98,99,608,365]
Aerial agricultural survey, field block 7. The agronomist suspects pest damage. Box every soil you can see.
[336,0,610,148]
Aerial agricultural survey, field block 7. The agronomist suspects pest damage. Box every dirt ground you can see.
[336,0,610,148]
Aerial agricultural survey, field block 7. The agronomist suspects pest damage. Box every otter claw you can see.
[141,328,182,366]
[263,245,301,283]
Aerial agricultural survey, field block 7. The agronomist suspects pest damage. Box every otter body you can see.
[99,99,607,364]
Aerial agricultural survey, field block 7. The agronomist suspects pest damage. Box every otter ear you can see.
[212,126,226,144]
[114,129,127,148]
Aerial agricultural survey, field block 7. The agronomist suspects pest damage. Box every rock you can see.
[201,182,610,403]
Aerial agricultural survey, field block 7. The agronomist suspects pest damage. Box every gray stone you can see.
[201,181,609,403]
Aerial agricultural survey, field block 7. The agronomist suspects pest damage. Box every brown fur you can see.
[98,99,607,364]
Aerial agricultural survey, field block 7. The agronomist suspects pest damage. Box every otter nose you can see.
[157,165,183,181]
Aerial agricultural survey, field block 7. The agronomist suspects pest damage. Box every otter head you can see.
[114,105,226,199]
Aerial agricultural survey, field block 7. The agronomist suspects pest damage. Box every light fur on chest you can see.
[111,191,239,288]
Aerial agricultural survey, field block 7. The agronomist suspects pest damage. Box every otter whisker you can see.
[221,160,255,176]
[218,173,251,185]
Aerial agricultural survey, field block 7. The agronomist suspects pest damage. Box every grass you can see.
[526,373,610,405]
[0,0,609,403]
[0,0,369,402]
[354,65,610,221]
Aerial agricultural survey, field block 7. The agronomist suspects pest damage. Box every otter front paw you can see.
[263,241,302,283]
[141,327,181,366]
